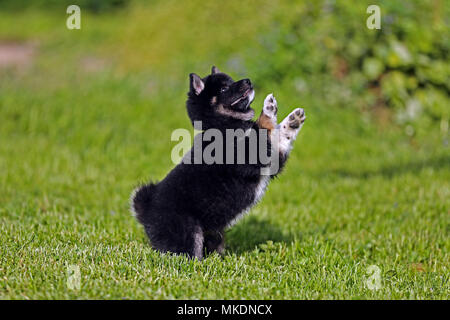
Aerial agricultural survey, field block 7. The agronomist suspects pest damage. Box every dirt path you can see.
[0,41,36,69]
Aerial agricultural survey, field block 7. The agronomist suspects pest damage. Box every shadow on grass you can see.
[225,216,296,254]
[326,154,449,179]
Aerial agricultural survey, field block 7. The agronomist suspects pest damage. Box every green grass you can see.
[0,2,449,299]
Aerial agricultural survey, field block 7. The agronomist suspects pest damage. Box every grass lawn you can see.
[0,3,449,299]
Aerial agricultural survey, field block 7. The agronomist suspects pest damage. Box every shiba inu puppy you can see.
[132,66,305,259]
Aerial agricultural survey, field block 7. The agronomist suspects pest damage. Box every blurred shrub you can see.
[0,0,447,134]
[0,0,129,13]
[247,0,449,134]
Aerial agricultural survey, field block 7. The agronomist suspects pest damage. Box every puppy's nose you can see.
[242,79,251,86]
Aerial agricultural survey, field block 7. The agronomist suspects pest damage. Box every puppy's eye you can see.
[220,87,229,93]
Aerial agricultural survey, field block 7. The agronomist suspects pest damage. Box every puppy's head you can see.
[187,66,255,129]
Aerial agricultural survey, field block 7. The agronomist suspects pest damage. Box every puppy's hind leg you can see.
[204,230,225,256]
[191,224,205,260]
[147,215,204,260]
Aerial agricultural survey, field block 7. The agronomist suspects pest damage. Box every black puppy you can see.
[132,66,305,259]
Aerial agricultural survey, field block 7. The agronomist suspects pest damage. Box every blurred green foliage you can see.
[245,1,449,134]
[0,0,448,132]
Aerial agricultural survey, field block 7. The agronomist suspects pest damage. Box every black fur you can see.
[132,67,291,259]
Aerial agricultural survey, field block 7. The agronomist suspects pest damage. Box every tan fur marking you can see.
[257,113,275,134]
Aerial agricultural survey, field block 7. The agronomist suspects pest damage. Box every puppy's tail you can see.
[131,183,156,224]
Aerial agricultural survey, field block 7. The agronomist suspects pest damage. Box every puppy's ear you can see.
[190,73,204,95]
[211,66,221,74]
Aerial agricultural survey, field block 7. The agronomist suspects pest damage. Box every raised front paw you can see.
[263,93,278,121]
[278,108,306,153]
[286,108,305,129]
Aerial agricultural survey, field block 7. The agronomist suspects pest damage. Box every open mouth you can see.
[230,88,254,107]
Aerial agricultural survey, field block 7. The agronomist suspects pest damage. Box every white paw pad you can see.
[263,93,278,121]
[286,108,305,131]
[278,108,306,153]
